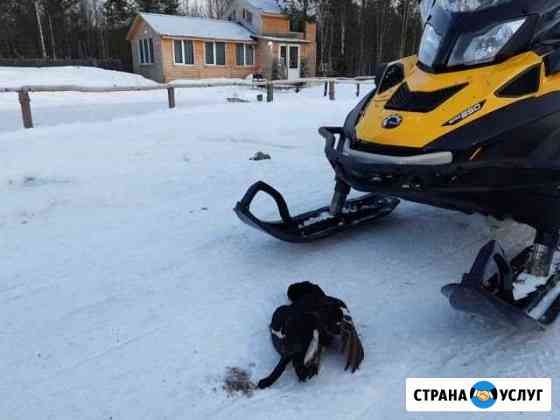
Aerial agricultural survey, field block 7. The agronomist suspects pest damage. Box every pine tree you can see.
[135,0,180,15]
[160,0,180,14]
[135,0,162,13]
[282,0,316,31]
[104,0,134,27]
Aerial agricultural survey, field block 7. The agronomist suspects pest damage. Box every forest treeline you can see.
[0,0,422,76]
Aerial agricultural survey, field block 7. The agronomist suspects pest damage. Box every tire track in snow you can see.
[23,325,165,391]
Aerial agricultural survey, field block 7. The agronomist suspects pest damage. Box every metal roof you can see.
[140,13,254,42]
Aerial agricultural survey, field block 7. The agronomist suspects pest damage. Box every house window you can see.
[205,42,214,65]
[245,44,254,66]
[242,8,253,24]
[236,44,255,66]
[280,46,288,67]
[139,40,145,63]
[205,42,226,65]
[289,46,299,69]
[139,38,154,64]
[184,41,194,64]
[216,42,226,65]
[174,40,194,65]
[174,40,183,63]
[236,44,244,66]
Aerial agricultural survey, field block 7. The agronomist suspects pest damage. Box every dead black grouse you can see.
[258,282,364,389]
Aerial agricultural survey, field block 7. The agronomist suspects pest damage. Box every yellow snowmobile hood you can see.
[356,52,560,149]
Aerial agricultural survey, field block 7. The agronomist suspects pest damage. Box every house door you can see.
[279,45,300,80]
[288,45,300,80]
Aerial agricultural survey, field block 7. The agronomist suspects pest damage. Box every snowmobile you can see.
[235,0,560,330]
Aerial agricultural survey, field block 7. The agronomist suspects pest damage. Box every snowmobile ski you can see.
[442,241,560,330]
[234,181,399,243]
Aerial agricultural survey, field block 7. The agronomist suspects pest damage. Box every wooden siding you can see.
[255,39,271,77]
[161,38,257,82]
[261,15,290,34]
[129,20,165,83]
[303,22,317,77]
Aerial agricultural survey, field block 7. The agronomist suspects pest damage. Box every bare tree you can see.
[358,0,367,75]
[206,0,232,19]
[374,0,390,64]
[186,0,205,16]
[34,1,48,57]
[398,0,411,57]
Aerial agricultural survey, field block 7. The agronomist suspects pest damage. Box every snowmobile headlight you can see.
[448,18,526,67]
[437,0,511,13]
[418,24,442,67]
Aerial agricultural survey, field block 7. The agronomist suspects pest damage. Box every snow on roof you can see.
[246,0,283,14]
[255,35,311,44]
[140,13,254,42]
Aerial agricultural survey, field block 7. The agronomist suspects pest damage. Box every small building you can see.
[126,0,316,83]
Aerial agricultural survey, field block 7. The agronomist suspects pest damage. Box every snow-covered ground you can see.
[0,68,260,133]
[0,68,556,420]
[0,66,159,89]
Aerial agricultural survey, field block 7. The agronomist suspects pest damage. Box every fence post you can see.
[356,82,360,97]
[18,90,33,129]
[328,80,336,101]
[324,81,328,97]
[267,82,274,103]
[167,87,176,109]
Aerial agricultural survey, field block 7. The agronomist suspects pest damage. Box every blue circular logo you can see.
[382,114,403,129]
[470,381,498,409]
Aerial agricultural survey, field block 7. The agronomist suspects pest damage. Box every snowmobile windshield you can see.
[420,0,436,25]
[417,0,541,72]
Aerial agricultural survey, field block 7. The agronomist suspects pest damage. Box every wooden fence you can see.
[1,77,375,130]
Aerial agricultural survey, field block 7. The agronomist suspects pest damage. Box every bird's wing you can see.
[339,308,364,373]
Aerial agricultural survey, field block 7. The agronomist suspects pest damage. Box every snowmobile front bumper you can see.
[321,127,560,231]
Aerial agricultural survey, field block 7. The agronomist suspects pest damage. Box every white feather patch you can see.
[304,329,320,366]
[271,328,286,340]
